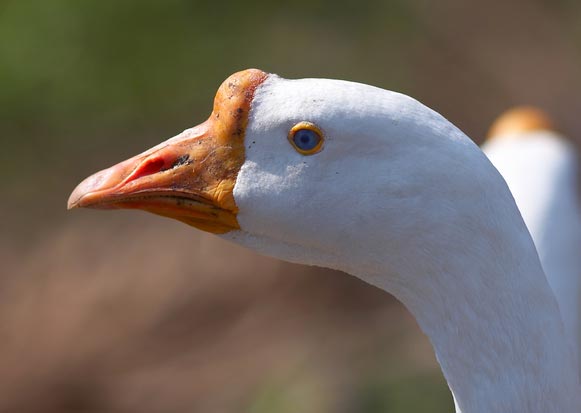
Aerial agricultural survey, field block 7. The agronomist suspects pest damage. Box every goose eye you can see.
[288,122,324,155]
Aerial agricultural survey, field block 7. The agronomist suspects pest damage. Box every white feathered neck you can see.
[225,75,581,412]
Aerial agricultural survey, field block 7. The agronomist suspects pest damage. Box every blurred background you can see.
[2,0,581,411]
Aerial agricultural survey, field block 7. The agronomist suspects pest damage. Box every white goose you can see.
[483,107,581,371]
[68,69,581,412]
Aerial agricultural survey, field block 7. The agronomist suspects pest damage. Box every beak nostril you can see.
[124,157,166,185]
[171,154,191,169]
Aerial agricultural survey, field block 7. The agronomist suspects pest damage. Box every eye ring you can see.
[288,122,324,155]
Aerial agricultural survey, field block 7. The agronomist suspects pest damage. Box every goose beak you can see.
[67,121,240,234]
[67,68,268,234]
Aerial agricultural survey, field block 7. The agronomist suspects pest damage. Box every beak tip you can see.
[67,196,80,210]
[67,170,108,210]
[67,183,86,210]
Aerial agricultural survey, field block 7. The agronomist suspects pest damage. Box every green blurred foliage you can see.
[0,0,415,133]
[351,372,451,413]
[1,0,418,205]
[247,369,451,413]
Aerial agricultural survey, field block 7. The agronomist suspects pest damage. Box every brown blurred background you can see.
[2,1,581,412]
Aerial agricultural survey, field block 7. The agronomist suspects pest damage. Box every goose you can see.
[483,107,581,371]
[68,69,581,412]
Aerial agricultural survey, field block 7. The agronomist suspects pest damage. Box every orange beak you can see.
[67,69,268,234]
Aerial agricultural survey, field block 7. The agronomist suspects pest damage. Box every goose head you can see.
[68,69,515,291]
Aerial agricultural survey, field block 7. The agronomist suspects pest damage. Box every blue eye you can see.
[288,122,324,155]
[293,129,320,151]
